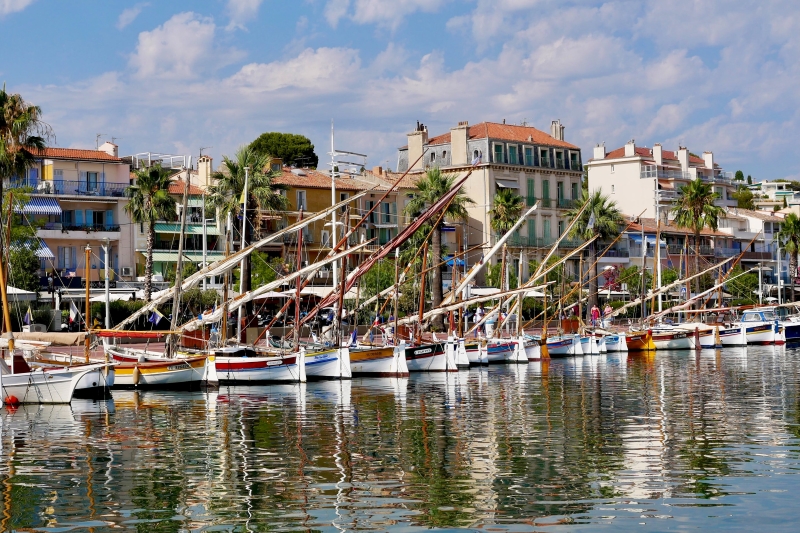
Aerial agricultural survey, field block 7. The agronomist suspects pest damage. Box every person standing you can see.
[590,304,600,328]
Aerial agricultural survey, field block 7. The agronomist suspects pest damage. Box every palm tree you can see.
[207,146,287,304]
[124,164,177,301]
[671,178,723,300]
[404,168,474,330]
[489,187,524,236]
[776,213,800,302]
[566,189,624,316]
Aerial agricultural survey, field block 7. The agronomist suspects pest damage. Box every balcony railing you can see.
[555,159,565,169]
[714,247,740,257]
[5,178,128,197]
[60,224,121,232]
[557,198,577,209]
[507,236,556,248]
[602,248,630,258]
[667,244,684,254]
[526,196,537,207]
[540,198,552,208]
[570,161,581,172]
[640,165,691,180]
[557,239,582,249]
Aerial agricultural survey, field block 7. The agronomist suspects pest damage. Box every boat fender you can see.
[132,366,141,386]
[4,395,20,406]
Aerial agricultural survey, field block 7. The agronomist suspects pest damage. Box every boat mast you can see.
[416,242,429,344]
[84,244,91,362]
[393,247,400,344]
[294,210,303,350]
[168,169,191,357]
[517,249,523,337]
[221,214,231,344]
[237,166,250,342]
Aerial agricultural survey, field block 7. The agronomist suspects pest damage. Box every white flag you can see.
[587,210,596,232]
[69,301,79,323]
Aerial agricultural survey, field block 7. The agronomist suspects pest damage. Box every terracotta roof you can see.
[168,180,204,195]
[730,208,784,222]
[625,217,729,237]
[603,146,706,165]
[402,121,579,150]
[360,170,420,190]
[273,167,368,191]
[30,147,123,163]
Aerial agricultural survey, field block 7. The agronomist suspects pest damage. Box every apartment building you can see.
[587,141,737,219]
[7,142,134,288]
[396,120,584,279]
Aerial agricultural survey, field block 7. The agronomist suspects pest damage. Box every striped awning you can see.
[11,239,55,259]
[138,250,187,263]
[183,251,226,263]
[154,222,220,236]
[14,197,62,215]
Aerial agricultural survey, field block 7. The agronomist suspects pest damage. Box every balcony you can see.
[526,196,537,207]
[640,166,691,180]
[37,224,121,240]
[557,198,577,209]
[741,251,772,260]
[602,248,630,258]
[557,238,582,249]
[507,236,556,248]
[6,178,128,197]
[570,161,581,172]
[714,247,740,257]
[555,159,565,170]
[540,198,552,208]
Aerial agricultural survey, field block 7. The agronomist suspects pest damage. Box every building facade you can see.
[396,120,584,279]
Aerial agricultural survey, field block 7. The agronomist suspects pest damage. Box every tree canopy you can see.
[249,132,319,168]
[734,170,744,181]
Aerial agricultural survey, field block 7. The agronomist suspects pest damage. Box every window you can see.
[339,192,348,212]
[611,164,615,173]
[526,178,536,205]
[542,180,550,199]
[366,201,376,224]
[543,219,551,239]
[473,149,480,161]
[430,152,436,163]
[92,210,104,228]
[62,210,73,225]
[87,171,98,191]
[611,184,615,193]
[296,190,307,210]
[558,220,565,236]
[557,181,564,200]
[442,150,447,162]
[524,146,534,166]
[571,182,578,199]
[555,151,564,169]
[508,145,519,165]
[382,202,391,223]
[493,144,504,164]
[321,230,330,247]
[54,169,63,179]
[570,153,579,170]
[540,148,550,167]
[528,219,536,242]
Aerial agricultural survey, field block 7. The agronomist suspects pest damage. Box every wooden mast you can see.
[416,242,429,344]
[293,210,303,350]
[393,247,400,345]
[84,244,91,362]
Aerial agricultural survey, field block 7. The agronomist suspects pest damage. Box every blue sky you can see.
[2,0,798,180]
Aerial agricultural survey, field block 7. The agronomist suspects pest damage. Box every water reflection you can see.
[0,348,799,531]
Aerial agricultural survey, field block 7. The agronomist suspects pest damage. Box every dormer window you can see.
[430,152,436,163]
[493,143,505,164]
[508,145,519,165]
[539,148,550,168]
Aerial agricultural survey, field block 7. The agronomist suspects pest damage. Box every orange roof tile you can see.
[625,217,729,237]
[273,167,368,191]
[603,146,707,166]
[168,180,204,195]
[30,147,123,162]
[427,122,579,149]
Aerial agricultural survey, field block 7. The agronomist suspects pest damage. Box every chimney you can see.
[550,119,564,141]
[450,121,469,166]
[197,155,213,188]
[98,141,118,158]
[372,165,383,177]
[407,121,428,171]
[624,139,636,157]
[703,151,714,169]
[653,143,663,166]
[593,143,605,160]
[677,146,689,172]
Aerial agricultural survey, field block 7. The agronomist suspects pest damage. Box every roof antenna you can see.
[95,133,105,149]
[199,146,212,157]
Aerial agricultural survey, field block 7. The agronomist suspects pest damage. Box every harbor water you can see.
[2,346,800,531]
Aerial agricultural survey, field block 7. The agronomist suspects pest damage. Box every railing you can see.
[61,224,121,233]
[555,160,565,169]
[667,244,684,254]
[541,158,550,168]
[5,178,128,197]
[526,196,537,207]
[602,248,630,258]
[714,247,740,257]
[570,161,581,172]
[640,165,691,180]
[557,198,576,209]
[507,236,557,248]
[540,198,552,208]
[557,239,582,249]
[741,251,772,260]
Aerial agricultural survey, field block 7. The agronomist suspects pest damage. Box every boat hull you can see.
[349,345,409,377]
[651,330,694,350]
[304,348,351,380]
[546,336,574,357]
[114,357,207,389]
[486,341,516,363]
[0,364,102,404]
[626,331,655,351]
[405,342,454,372]
[215,354,302,383]
[604,334,627,352]
[744,323,776,345]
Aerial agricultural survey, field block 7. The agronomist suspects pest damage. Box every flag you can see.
[587,210,596,232]
[23,307,32,326]
[471,151,482,165]
[148,309,164,325]
[69,301,79,323]
[239,189,246,205]
[349,329,358,347]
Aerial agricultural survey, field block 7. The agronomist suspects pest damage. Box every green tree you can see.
[776,213,800,302]
[783,196,788,208]
[734,170,744,181]
[8,246,39,292]
[249,132,319,167]
[208,146,288,311]
[489,188,524,235]
[732,186,755,209]
[566,189,624,315]
[726,265,759,305]
[671,178,723,302]
[404,168,474,330]
[124,164,177,301]
[661,267,679,286]
[747,175,752,185]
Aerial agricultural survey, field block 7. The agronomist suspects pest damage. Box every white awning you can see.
[15,197,62,215]
[496,181,520,189]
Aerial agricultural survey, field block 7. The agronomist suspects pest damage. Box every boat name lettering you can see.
[415,348,432,355]
[168,363,191,371]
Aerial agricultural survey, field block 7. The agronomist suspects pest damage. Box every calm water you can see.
[2,346,800,532]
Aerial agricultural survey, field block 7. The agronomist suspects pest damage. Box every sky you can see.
[1,0,798,180]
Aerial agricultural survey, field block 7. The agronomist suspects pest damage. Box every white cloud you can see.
[325,0,451,29]
[226,0,264,30]
[128,12,242,80]
[0,0,35,16]
[117,3,148,30]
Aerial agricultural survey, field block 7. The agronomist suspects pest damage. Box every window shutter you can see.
[86,210,94,227]
[75,210,84,225]
[57,246,64,269]
[71,246,77,269]
[105,210,113,227]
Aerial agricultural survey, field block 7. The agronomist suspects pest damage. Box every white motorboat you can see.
[1,356,107,404]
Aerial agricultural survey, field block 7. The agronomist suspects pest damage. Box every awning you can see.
[445,256,465,267]
[11,239,55,259]
[154,222,220,236]
[183,251,226,263]
[627,234,666,245]
[187,198,205,208]
[15,197,62,215]
[496,181,520,188]
[140,250,187,263]
[373,223,397,229]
